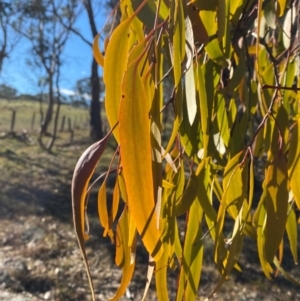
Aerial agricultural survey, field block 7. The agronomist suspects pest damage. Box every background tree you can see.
[0,83,18,99]
[57,0,120,141]
[13,0,79,146]
[72,77,105,106]
[0,1,20,73]
[72,1,300,301]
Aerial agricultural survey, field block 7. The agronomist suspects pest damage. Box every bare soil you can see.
[0,130,300,301]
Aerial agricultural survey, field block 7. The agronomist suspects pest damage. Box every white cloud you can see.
[59,88,76,96]
[58,88,90,100]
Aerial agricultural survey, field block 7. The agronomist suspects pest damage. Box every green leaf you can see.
[256,201,273,280]
[170,0,185,87]
[216,95,230,147]
[131,0,168,29]
[273,256,300,285]
[205,39,229,67]
[218,0,231,58]
[179,86,202,160]
[176,198,203,301]
[155,249,170,301]
[175,174,197,216]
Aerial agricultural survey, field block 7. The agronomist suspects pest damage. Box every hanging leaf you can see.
[119,56,163,261]
[97,179,113,241]
[111,207,136,301]
[288,118,300,209]
[185,63,197,126]
[186,3,209,44]
[93,33,104,67]
[176,198,203,301]
[256,198,274,280]
[71,132,112,301]
[286,206,298,264]
[104,14,138,143]
[111,177,120,223]
[265,153,289,263]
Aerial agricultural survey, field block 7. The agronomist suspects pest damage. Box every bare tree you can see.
[13,0,80,146]
[56,0,116,141]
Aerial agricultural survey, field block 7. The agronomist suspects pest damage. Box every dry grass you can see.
[0,99,300,301]
[0,98,89,135]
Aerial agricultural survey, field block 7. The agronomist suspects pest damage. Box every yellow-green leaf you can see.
[175,174,197,216]
[205,39,228,67]
[170,0,185,87]
[288,118,300,209]
[286,206,298,264]
[176,199,203,301]
[155,246,170,301]
[216,95,230,147]
[273,256,300,285]
[111,207,136,301]
[256,201,273,280]
[265,153,289,263]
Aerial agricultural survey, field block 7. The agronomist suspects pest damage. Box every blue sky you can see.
[0,6,106,97]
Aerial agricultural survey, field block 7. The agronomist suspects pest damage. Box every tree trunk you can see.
[90,57,103,140]
[84,0,103,141]
[47,63,61,151]
[40,76,54,135]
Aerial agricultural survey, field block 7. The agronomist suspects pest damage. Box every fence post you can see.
[60,115,66,132]
[68,117,72,132]
[10,110,16,132]
[31,112,36,130]
[70,129,74,143]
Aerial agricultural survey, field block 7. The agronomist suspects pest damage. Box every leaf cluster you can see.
[72,0,300,300]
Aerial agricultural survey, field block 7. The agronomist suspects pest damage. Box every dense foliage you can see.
[72,0,300,300]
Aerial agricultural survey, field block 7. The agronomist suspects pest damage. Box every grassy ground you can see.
[0,98,89,135]
[0,99,300,301]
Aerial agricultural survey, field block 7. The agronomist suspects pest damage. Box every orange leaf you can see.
[93,33,104,67]
[111,207,136,301]
[104,16,135,143]
[119,58,163,261]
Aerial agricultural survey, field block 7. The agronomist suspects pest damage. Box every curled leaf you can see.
[71,131,111,301]
[93,33,104,67]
